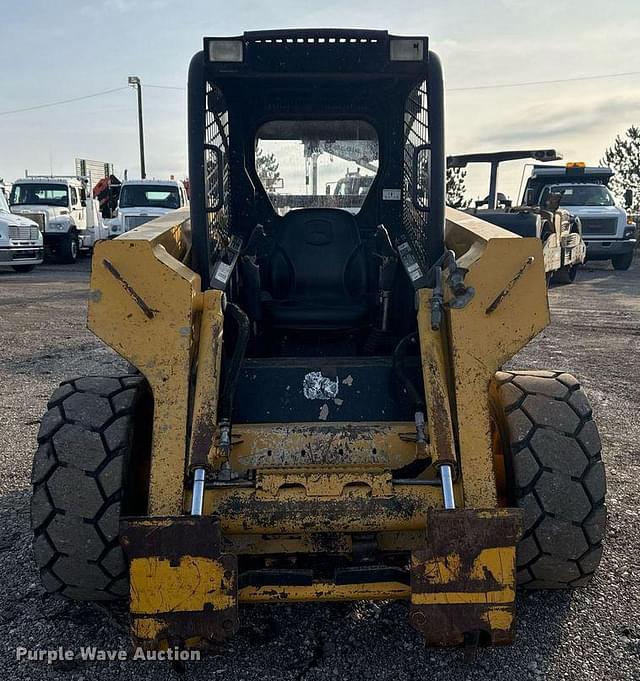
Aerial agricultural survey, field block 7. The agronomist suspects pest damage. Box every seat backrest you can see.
[267,208,367,302]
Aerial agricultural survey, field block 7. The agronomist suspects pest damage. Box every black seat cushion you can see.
[262,209,369,330]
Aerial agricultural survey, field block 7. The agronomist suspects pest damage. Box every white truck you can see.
[521,164,636,270]
[8,176,104,263]
[448,150,587,284]
[106,179,188,237]
[0,187,43,272]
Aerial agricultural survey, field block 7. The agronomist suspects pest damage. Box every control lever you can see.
[373,224,398,332]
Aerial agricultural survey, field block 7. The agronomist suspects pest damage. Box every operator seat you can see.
[262,208,369,330]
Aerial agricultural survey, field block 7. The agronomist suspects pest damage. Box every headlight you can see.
[49,220,70,232]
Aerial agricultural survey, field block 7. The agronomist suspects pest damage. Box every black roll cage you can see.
[187,30,445,291]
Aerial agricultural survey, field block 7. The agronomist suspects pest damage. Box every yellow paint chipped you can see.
[129,556,234,614]
[411,587,515,605]
[482,606,514,631]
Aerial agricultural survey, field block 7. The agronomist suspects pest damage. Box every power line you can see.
[0,86,129,116]
[143,70,640,93]
[448,70,640,92]
[146,84,186,91]
[1,69,639,116]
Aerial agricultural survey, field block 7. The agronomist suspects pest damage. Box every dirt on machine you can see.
[30,30,606,653]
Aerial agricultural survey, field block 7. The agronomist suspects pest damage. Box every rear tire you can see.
[59,234,79,263]
[31,375,149,600]
[552,264,578,285]
[12,264,36,273]
[493,370,606,589]
[612,251,633,271]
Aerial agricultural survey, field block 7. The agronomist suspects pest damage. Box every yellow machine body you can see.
[87,205,548,646]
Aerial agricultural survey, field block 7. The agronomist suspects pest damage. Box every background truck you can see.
[520,163,636,270]
[448,149,587,284]
[8,176,104,263]
[0,185,43,272]
[106,178,189,237]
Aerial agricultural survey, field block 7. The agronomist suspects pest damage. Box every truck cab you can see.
[0,187,43,272]
[9,176,103,263]
[107,179,188,238]
[522,164,636,270]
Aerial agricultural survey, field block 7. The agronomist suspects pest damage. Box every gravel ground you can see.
[0,257,638,680]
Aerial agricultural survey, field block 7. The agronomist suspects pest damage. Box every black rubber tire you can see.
[494,370,606,589]
[611,251,633,271]
[12,264,36,273]
[59,233,79,264]
[552,264,578,285]
[31,375,148,600]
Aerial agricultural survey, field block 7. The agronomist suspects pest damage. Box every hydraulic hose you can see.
[219,303,250,422]
[392,332,425,412]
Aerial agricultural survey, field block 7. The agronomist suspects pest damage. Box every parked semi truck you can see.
[106,178,189,237]
[448,149,586,284]
[9,176,103,263]
[520,163,636,270]
[0,186,43,272]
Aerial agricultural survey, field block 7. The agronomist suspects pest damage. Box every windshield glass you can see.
[119,185,181,209]
[9,183,69,207]
[256,120,379,215]
[543,184,615,207]
[0,190,9,213]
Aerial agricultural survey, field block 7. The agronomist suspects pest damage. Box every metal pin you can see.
[190,467,206,516]
[440,464,456,509]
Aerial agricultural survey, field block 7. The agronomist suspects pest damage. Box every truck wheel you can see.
[493,370,606,589]
[552,264,578,285]
[611,251,633,271]
[59,234,79,263]
[12,264,36,273]
[31,375,151,600]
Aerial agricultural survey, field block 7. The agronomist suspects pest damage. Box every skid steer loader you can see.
[31,30,606,649]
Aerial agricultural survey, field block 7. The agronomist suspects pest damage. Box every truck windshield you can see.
[256,120,379,215]
[543,185,615,207]
[119,185,181,209]
[9,183,69,207]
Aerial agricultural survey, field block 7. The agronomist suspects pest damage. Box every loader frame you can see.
[86,30,551,648]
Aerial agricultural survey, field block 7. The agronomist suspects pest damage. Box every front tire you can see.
[31,375,149,600]
[612,251,633,271]
[493,370,606,589]
[59,233,79,263]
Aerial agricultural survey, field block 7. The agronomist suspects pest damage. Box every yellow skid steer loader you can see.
[31,30,606,649]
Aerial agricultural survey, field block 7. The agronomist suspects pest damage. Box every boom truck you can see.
[448,150,587,284]
[520,163,635,270]
[30,30,606,652]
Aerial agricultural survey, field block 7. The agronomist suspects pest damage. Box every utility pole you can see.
[127,76,146,179]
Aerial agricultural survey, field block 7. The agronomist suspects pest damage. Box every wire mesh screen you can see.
[204,81,231,260]
[402,80,430,269]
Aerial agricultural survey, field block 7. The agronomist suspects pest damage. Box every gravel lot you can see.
[1,257,638,680]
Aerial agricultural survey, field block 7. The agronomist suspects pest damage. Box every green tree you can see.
[256,147,281,192]
[601,125,640,211]
[446,166,469,208]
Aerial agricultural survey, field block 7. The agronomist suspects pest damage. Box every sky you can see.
[1,0,639,202]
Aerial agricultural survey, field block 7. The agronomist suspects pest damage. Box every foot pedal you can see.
[409,508,523,646]
[120,516,238,647]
